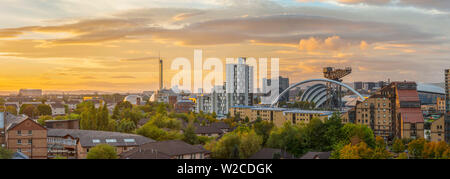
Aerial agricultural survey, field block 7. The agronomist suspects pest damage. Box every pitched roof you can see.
[194,123,224,135]
[211,122,230,130]
[47,129,154,147]
[397,89,420,102]
[4,113,28,129]
[51,103,65,109]
[300,152,332,159]
[249,148,296,159]
[120,140,210,159]
[7,118,47,131]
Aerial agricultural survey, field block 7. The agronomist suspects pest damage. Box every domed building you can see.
[124,95,144,105]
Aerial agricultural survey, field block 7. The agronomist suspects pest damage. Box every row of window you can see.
[17,139,32,145]
[16,130,32,135]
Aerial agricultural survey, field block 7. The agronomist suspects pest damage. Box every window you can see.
[17,139,22,145]
[28,139,32,145]
[105,139,117,143]
[92,139,101,143]
[17,130,21,135]
[124,139,135,143]
[28,130,32,135]
[17,148,21,152]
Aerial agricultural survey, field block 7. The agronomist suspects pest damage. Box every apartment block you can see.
[5,118,48,159]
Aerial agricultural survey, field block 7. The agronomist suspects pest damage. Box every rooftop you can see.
[120,140,210,159]
[47,129,154,147]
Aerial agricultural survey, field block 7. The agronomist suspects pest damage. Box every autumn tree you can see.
[407,138,426,159]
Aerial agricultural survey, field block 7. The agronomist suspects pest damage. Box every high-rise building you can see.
[354,94,392,139]
[262,76,290,104]
[446,69,449,114]
[225,57,254,112]
[381,81,424,140]
[445,69,450,143]
[354,82,363,90]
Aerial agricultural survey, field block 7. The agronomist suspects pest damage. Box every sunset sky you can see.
[0,0,449,93]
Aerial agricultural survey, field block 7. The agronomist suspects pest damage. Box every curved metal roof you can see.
[416,83,445,94]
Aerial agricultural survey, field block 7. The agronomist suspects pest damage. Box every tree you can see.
[266,123,307,157]
[0,147,13,159]
[407,138,426,159]
[182,123,199,145]
[207,132,241,159]
[136,123,182,141]
[396,152,408,159]
[106,119,118,131]
[37,104,52,116]
[117,119,136,133]
[96,103,109,131]
[238,130,262,158]
[422,141,448,159]
[341,123,375,148]
[86,144,118,159]
[253,120,274,146]
[80,104,97,130]
[4,106,17,115]
[392,138,405,153]
[303,118,330,151]
[19,104,39,119]
[37,115,53,125]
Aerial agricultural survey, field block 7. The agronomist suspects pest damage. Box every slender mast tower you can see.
[159,58,163,90]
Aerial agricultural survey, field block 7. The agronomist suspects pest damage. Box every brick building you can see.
[381,82,424,139]
[5,118,47,159]
[45,119,80,129]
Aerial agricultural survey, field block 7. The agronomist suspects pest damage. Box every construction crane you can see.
[323,67,352,110]
[323,67,352,82]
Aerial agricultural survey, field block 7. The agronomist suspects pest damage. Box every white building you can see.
[225,57,254,113]
[51,103,66,116]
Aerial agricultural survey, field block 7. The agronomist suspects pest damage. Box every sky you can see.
[0,0,449,93]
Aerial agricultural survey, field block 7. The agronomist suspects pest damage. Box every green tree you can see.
[86,144,118,159]
[408,138,426,159]
[253,120,274,146]
[238,130,263,158]
[37,104,52,116]
[266,123,306,157]
[5,106,17,115]
[392,138,405,153]
[341,123,376,148]
[19,104,39,119]
[0,147,13,159]
[182,123,199,145]
[96,103,109,130]
[117,118,136,133]
[37,115,53,125]
[396,152,408,159]
[136,123,182,141]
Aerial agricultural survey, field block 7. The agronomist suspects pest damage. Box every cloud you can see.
[297,0,450,12]
[298,36,350,51]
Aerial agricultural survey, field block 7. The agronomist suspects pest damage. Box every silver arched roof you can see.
[417,83,445,94]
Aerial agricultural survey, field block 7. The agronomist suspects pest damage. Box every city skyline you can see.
[0,0,449,92]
